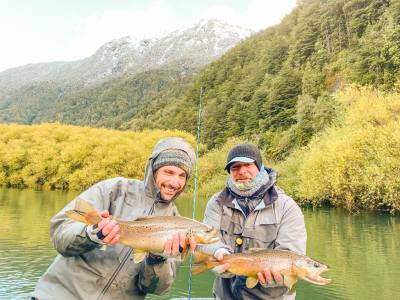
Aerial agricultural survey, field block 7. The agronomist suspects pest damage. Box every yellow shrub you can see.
[278,87,400,213]
[0,123,195,190]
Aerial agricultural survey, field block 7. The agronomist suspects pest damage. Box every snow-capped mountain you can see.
[0,19,253,92]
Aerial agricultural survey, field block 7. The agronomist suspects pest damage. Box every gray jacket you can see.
[203,168,307,300]
[32,137,195,300]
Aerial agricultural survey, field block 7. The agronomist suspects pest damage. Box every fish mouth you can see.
[304,267,332,285]
[207,228,220,243]
[197,227,220,244]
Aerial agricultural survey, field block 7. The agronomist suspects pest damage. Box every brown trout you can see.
[193,248,331,293]
[65,198,219,262]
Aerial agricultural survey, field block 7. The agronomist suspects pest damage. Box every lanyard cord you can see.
[187,86,204,300]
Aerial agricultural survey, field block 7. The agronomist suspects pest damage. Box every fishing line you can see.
[187,86,204,300]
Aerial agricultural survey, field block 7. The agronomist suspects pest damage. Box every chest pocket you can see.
[219,208,243,248]
[242,210,279,249]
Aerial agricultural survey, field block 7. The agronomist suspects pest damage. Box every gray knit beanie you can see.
[153,149,192,176]
[224,143,263,172]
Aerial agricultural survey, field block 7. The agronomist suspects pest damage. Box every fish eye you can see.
[314,262,320,268]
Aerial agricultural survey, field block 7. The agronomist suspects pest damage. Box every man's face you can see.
[154,165,187,201]
[230,162,259,183]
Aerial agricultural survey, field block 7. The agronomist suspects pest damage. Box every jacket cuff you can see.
[146,253,167,265]
[85,224,106,245]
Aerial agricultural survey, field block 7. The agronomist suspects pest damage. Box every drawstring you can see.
[187,86,204,300]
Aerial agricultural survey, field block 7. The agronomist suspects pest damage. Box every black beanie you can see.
[224,143,262,172]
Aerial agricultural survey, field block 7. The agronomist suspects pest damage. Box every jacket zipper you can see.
[97,201,158,299]
[96,247,133,300]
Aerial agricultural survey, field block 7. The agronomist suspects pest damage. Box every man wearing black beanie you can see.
[203,143,307,300]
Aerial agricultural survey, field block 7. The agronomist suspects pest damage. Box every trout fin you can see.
[133,250,147,263]
[246,277,259,289]
[191,257,220,275]
[211,266,234,278]
[180,244,191,261]
[248,248,265,252]
[192,263,210,275]
[193,250,213,263]
[65,198,101,225]
[211,265,228,274]
[284,275,298,294]
[133,216,156,221]
[75,197,96,212]
[190,251,215,274]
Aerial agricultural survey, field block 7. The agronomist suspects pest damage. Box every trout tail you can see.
[65,198,102,225]
[192,251,220,274]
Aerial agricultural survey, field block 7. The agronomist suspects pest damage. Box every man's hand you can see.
[163,233,196,257]
[88,210,120,245]
[98,210,121,244]
[257,268,283,287]
[213,248,230,273]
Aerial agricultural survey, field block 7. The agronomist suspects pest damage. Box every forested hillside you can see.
[0,19,250,126]
[126,0,399,160]
[42,68,194,128]
[2,0,398,162]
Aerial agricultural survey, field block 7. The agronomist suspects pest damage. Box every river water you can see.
[0,188,399,299]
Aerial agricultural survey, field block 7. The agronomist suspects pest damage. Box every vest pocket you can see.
[220,213,242,248]
[242,223,278,248]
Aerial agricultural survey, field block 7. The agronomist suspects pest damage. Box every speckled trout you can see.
[65,198,219,262]
[193,248,331,293]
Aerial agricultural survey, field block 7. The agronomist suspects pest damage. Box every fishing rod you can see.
[187,86,204,300]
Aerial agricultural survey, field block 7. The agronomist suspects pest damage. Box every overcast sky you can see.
[0,0,297,72]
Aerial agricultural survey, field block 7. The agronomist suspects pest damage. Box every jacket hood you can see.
[265,166,277,185]
[144,137,196,202]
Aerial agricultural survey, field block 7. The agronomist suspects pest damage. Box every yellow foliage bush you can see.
[0,123,195,190]
[278,87,400,213]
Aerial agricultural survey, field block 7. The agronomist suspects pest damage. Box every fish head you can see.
[294,257,332,285]
[190,225,220,244]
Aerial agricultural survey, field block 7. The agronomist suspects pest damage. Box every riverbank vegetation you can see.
[276,87,400,213]
[1,87,399,213]
[0,124,194,190]
[193,88,400,214]
[1,0,399,214]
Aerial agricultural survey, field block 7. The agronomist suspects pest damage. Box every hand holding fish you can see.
[192,248,331,293]
[214,248,230,273]
[66,198,219,263]
[163,232,196,257]
[96,210,120,245]
[85,210,121,245]
[257,268,283,287]
[212,248,283,287]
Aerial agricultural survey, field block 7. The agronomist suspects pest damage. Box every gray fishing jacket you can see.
[203,168,307,300]
[32,137,195,300]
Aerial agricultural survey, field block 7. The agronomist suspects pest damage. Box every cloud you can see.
[63,1,188,60]
[199,0,296,31]
[63,0,296,60]
[0,0,297,71]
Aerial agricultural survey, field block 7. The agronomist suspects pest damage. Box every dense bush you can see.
[277,87,400,213]
[0,123,195,190]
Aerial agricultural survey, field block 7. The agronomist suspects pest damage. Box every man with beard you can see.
[203,143,307,300]
[32,137,196,300]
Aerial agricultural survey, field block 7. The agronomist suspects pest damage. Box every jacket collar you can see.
[216,184,278,211]
[217,167,279,210]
